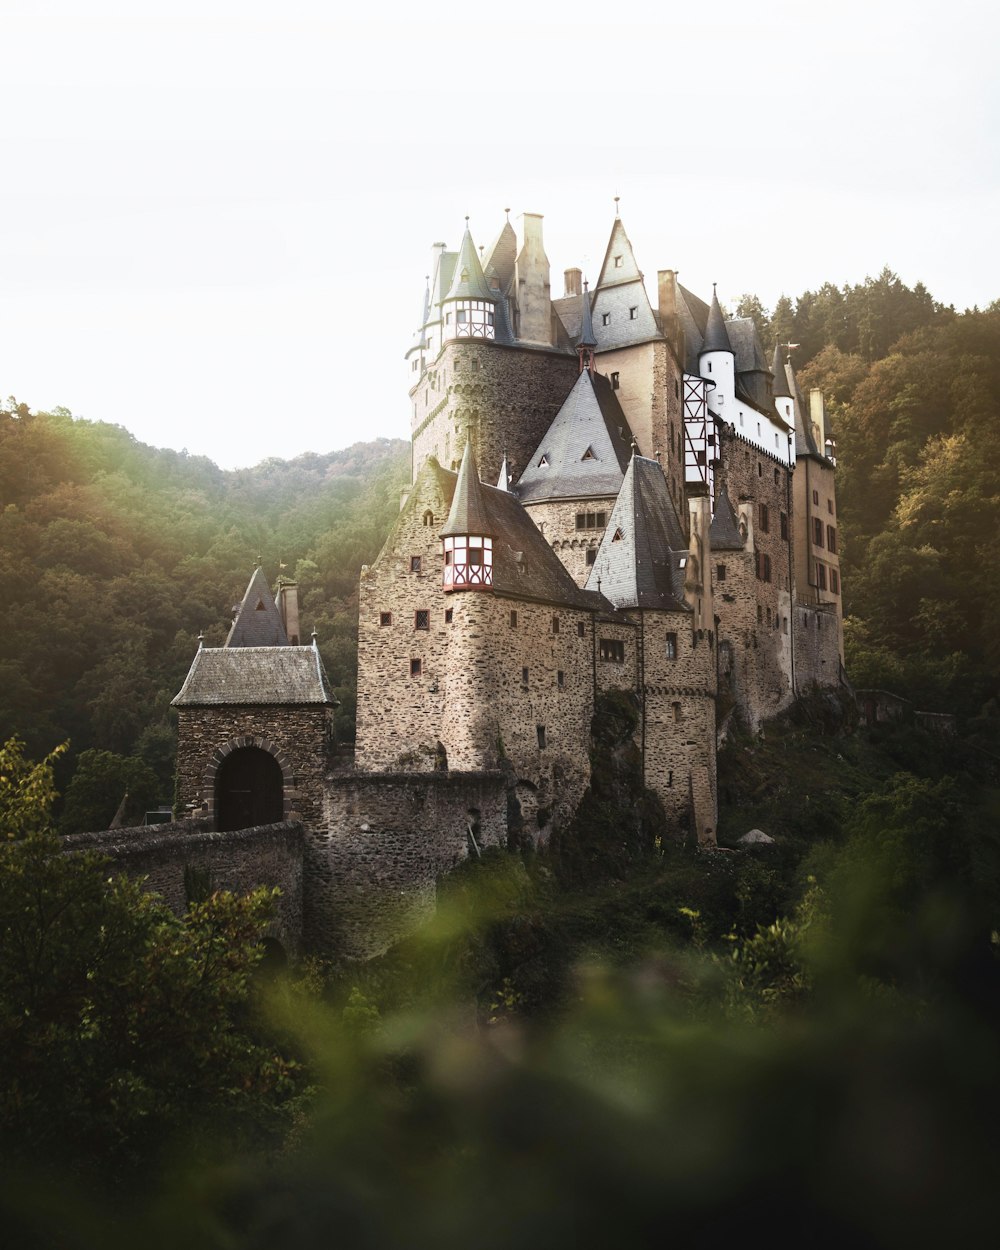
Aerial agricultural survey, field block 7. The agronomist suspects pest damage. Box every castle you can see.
[172,209,845,955]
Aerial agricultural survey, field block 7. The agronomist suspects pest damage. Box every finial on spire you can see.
[311,628,319,643]
[504,206,510,220]
[197,631,204,649]
[465,214,470,223]
[614,194,620,217]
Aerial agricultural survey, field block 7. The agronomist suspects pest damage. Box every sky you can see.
[0,0,997,470]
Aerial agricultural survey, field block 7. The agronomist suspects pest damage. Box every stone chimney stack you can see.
[515,213,552,345]
[564,267,582,298]
[809,388,827,452]
[278,580,301,646]
[658,269,681,352]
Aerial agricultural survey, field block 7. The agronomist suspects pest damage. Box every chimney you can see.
[278,581,301,646]
[658,269,680,350]
[515,213,552,345]
[564,267,582,298]
[809,389,827,452]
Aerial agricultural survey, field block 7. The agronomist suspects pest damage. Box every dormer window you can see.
[581,446,597,461]
[537,454,549,467]
[612,527,623,542]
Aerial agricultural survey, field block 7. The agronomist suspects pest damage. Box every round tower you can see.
[441,219,497,342]
[699,285,735,415]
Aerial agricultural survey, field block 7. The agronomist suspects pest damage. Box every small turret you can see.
[576,279,597,374]
[771,342,795,429]
[441,440,494,591]
[442,220,497,342]
[699,285,735,414]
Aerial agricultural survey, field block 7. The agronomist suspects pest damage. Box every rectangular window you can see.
[410,555,422,573]
[628,306,637,320]
[813,518,824,548]
[510,610,518,628]
[666,632,677,660]
[557,670,565,688]
[613,255,622,268]
[816,562,827,590]
[537,725,546,749]
[672,702,682,722]
[826,525,837,553]
[601,312,611,326]
[759,503,769,533]
[599,638,625,663]
[410,658,422,677]
[611,372,620,390]
[828,498,834,514]
[577,621,586,637]
[763,553,772,582]
[813,489,819,505]
[552,616,560,634]
[774,468,780,484]
[379,612,392,627]
[586,548,597,566]
[444,608,453,623]
[831,569,840,594]
[716,564,726,582]
[522,666,529,686]
[780,511,788,540]
[414,609,429,630]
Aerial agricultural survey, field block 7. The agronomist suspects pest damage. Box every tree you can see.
[58,748,162,834]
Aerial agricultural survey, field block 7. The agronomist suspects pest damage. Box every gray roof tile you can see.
[226,567,289,647]
[515,370,633,504]
[710,487,746,551]
[172,643,336,706]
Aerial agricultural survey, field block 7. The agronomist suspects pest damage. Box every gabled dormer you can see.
[442,221,497,342]
[440,440,494,591]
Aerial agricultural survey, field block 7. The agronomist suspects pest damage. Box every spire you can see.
[496,454,512,492]
[771,342,792,398]
[445,220,495,303]
[576,278,597,373]
[441,439,493,538]
[702,285,733,354]
[225,566,289,648]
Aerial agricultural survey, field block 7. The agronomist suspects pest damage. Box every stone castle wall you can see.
[522,496,618,587]
[64,820,306,956]
[410,339,579,486]
[793,602,843,690]
[311,771,508,958]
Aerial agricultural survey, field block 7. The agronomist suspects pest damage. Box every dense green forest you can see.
[1,266,998,815]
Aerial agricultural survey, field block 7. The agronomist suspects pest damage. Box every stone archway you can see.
[214,745,284,831]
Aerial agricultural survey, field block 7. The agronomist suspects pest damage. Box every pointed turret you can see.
[441,440,494,591]
[771,342,792,398]
[591,216,660,350]
[702,285,733,354]
[226,566,289,648]
[699,285,735,415]
[442,221,497,342]
[496,454,512,492]
[576,279,597,373]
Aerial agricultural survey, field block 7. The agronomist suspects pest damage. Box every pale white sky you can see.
[1,0,996,469]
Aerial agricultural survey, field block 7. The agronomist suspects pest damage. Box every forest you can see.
[1,269,1000,1245]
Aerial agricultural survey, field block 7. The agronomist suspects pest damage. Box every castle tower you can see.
[514,213,552,345]
[441,222,497,343]
[441,440,494,591]
[699,285,735,417]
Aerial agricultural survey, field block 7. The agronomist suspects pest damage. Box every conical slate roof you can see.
[440,440,493,537]
[576,280,597,348]
[710,487,745,551]
[585,456,689,611]
[515,370,634,504]
[771,343,792,398]
[444,223,495,303]
[496,454,512,492]
[481,217,517,293]
[226,566,288,647]
[701,285,733,354]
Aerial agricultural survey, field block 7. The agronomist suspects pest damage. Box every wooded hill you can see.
[1,267,997,826]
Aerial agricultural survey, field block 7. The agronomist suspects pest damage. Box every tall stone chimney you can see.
[515,213,552,345]
[658,269,681,352]
[564,268,582,298]
[278,581,301,646]
[809,388,826,452]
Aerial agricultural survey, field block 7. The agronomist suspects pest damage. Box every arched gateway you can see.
[215,746,284,831]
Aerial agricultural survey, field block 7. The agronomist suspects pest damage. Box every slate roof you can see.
[576,281,597,348]
[786,357,827,459]
[515,370,634,504]
[771,342,792,398]
[710,487,746,551]
[440,440,493,537]
[676,283,709,373]
[419,458,606,611]
[585,456,690,612]
[444,224,495,303]
[727,318,770,373]
[172,643,336,706]
[481,218,517,295]
[226,567,289,647]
